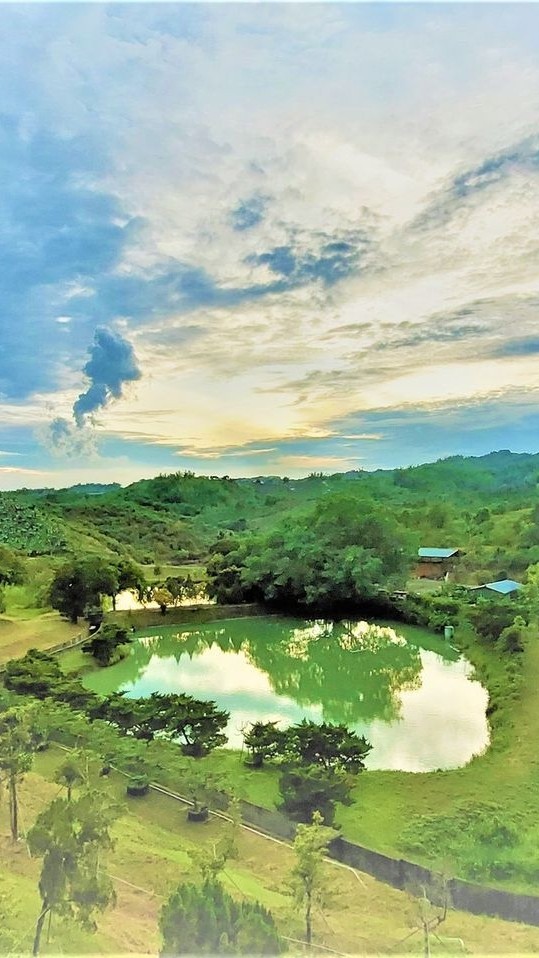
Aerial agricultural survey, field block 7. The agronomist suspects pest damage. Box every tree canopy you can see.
[160,880,284,956]
[208,494,411,610]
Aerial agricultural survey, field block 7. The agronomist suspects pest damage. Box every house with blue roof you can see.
[473,579,523,598]
[415,547,462,580]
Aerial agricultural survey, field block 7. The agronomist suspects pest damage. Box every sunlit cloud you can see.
[2,4,539,484]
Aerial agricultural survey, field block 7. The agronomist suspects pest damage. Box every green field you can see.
[3,746,539,956]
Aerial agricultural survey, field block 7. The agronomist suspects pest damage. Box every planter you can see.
[126,780,150,798]
[187,806,209,823]
[182,743,205,758]
[244,754,263,769]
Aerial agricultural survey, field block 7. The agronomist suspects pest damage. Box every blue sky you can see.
[3,3,539,488]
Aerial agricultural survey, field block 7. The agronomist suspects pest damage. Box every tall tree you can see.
[0,704,38,841]
[290,811,336,947]
[28,790,120,956]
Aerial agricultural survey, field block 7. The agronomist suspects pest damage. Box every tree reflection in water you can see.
[84,616,447,726]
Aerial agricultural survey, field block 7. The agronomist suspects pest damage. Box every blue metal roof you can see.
[418,548,459,559]
[483,579,523,594]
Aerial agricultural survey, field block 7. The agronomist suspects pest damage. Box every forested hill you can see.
[2,450,539,584]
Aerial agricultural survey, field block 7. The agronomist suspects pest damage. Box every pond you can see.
[83,615,490,772]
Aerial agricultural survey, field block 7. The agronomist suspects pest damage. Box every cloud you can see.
[73,327,142,426]
[246,225,374,288]
[415,134,539,230]
[40,416,97,459]
[230,193,269,231]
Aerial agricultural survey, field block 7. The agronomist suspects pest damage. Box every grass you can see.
[4,748,539,955]
[0,612,82,666]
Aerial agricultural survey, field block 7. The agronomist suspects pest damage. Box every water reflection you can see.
[84,616,489,771]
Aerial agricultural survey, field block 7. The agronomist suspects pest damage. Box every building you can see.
[472,579,523,598]
[415,547,461,580]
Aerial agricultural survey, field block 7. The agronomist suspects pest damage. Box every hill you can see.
[2,451,539,586]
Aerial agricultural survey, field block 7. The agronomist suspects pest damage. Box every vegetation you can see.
[84,624,133,667]
[289,811,336,947]
[6,449,539,943]
[159,880,284,955]
[207,495,411,611]
[0,702,40,841]
[28,789,120,955]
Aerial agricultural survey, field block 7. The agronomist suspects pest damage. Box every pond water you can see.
[84,615,490,772]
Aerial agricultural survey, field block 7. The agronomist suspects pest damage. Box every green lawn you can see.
[4,748,539,956]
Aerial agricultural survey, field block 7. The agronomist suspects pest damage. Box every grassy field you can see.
[0,612,82,666]
[4,747,539,955]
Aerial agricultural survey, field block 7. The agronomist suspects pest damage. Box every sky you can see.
[3,2,539,488]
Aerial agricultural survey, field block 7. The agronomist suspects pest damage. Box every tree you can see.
[523,562,539,614]
[4,649,96,711]
[290,811,336,947]
[159,880,283,955]
[207,494,411,611]
[498,616,526,654]
[402,877,451,958]
[0,544,25,585]
[49,557,119,623]
[28,790,120,956]
[467,601,520,644]
[115,558,146,606]
[54,754,87,802]
[278,765,354,826]
[190,797,241,881]
[163,576,188,606]
[243,721,285,767]
[91,692,229,755]
[284,720,371,773]
[84,624,132,666]
[152,587,174,614]
[183,764,230,820]
[0,703,38,841]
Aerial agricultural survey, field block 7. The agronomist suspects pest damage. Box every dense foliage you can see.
[207,495,411,610]
[160,880,284,956]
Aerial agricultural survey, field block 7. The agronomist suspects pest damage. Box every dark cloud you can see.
[246,226,372,288]
[230,193,269,231]
[73,327,141,425]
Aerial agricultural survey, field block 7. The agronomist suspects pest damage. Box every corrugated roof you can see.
[418,548,459,559]
[483,579,523,594]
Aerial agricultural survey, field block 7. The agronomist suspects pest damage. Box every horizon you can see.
[3,4,539,489]
[1,446,535,494]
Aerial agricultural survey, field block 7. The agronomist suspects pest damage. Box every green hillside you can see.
[3,450,539,584]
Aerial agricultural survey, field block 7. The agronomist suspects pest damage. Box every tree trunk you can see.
[67,783,72,802]
[305,892,312,946]
[9,774,18,842]
[423,921,431,958]
[33,905,49,956]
